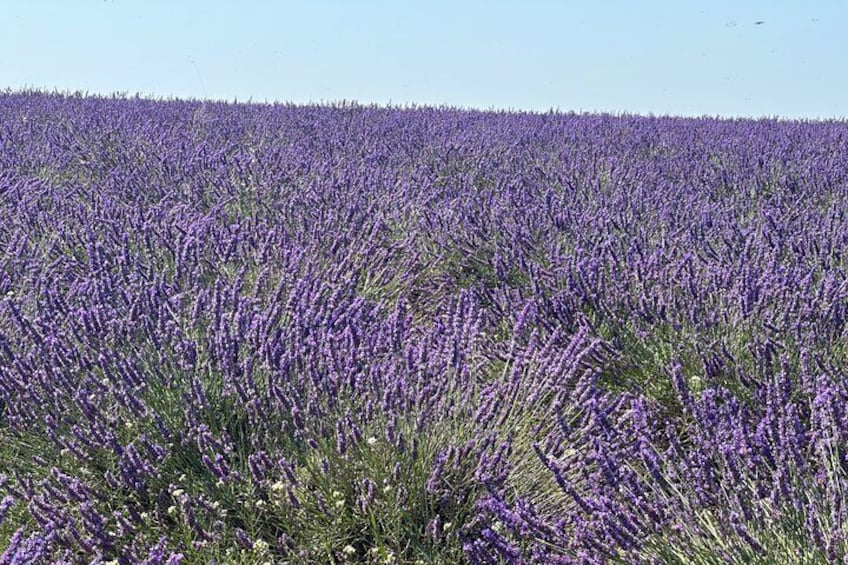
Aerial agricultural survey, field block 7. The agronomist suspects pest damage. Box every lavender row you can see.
[0,92,847,563]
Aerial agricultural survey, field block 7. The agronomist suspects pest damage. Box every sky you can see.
[1,1,846,119]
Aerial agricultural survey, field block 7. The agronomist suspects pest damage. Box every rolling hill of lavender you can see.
[0,92,847,564]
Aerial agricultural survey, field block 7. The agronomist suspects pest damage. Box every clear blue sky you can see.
[2,1,846,119]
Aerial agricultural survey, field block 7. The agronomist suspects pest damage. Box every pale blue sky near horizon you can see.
[1,1,846,119]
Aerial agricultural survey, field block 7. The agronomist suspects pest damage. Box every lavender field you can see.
[1,92,847,564]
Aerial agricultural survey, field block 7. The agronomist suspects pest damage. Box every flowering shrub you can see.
[0,92,847,563]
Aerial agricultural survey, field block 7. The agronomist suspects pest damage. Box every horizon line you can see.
[3,85,847,124]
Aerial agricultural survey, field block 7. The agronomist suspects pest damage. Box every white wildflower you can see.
[253,539,270,553]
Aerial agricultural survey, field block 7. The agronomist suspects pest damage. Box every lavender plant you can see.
[0,91,847,563]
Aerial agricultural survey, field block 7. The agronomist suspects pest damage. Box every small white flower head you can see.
[253,539,270,554]
[342,545,356,555]
[332,490,344,499]
[270,480,286,492]
[167,505,178,516]
[255,499,266,508]
[171,488,185,498]
[366,436,378,446]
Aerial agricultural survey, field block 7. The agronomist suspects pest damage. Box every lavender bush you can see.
[0,91,847,563]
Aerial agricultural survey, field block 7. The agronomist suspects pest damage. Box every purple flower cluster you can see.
[0,91,847,562]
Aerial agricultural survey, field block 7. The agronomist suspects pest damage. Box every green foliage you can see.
[639,505,832,565]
